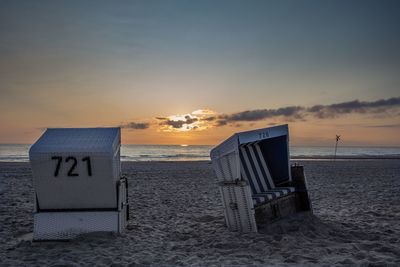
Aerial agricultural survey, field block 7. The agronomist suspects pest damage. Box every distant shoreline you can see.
[291,156,400,160]
[2,144,400,162]
[1,157,400,164]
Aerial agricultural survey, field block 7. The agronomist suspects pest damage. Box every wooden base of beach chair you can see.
[33,177,128,241]
[255,165,312,227]
[291,165,313,212]
[254,193,300,226]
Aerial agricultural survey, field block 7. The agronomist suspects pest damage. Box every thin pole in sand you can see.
[334,135,341,161]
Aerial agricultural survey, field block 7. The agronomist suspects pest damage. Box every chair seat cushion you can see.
[252,187,295,206]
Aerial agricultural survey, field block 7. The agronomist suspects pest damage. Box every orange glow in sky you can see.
[1,2,399,146]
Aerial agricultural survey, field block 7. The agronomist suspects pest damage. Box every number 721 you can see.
[51,156,92,177]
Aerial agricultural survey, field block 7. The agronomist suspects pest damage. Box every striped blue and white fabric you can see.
[252,187,295,206]
[239,141,294,205]
[240,142,275,193]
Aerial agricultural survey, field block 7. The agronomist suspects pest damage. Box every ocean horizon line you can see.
[1,143,400,148]
[1,144,400,162]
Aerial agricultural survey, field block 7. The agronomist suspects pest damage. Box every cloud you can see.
[152,97,400,131]
[307,97,400,118]
[214,97,400,126]
[160,115,198,129]
[216,106,304,125]
[184,115,198,124]
[192,109,216,115]
[215,120,228,126]
[204,116,216,121]
[121,122,150,129]
[362,123,400,128]
[157,110,218,132]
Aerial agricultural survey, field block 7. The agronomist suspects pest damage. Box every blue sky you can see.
[1,0,399,144]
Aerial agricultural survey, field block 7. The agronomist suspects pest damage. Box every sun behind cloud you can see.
[157,109,217,132]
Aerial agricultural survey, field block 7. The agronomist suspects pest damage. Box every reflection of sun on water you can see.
[180,144,188,147]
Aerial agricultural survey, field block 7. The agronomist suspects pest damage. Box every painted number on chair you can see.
[258,131,269,139]
[51,156,92,177]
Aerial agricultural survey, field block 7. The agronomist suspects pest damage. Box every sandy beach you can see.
[1,159,399,266]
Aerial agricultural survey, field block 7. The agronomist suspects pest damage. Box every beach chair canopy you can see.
[210,124,291,194]
[29,128,121,210]
[211,124,312,232]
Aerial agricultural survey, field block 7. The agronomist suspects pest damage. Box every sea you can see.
[1,144,399,162]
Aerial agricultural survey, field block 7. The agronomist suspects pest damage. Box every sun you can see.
[169,115,186,121]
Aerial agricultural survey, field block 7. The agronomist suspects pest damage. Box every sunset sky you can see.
[1,1,399,146]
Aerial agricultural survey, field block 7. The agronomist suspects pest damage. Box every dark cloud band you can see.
[160,115,198,129]
[307,97,400,118]
[216,97,400,126]
[121,122,150,130]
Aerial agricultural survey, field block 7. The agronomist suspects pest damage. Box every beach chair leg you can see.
[219,181,258,233]
[291,165,313,212]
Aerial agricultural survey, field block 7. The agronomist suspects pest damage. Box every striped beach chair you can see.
[210,124,312,232]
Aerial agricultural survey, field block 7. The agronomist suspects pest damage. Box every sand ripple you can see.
[1,160,400,266]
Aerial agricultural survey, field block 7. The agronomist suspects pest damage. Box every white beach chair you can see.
[210,124,312,232]
[29,128,128,240]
